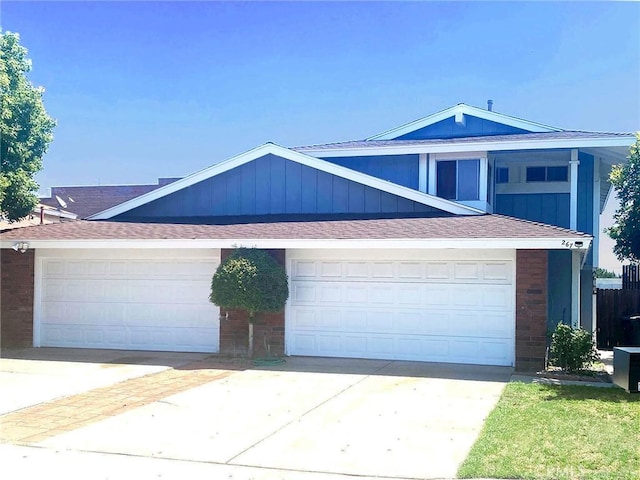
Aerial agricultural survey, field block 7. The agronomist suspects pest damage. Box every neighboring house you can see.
[39,178,181,219]
[0,103,635,372]
[0,204,77,231]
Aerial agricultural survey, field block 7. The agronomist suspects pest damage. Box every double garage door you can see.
[36,248,515,365]
[37,249,220,353]
[287,250,515,366]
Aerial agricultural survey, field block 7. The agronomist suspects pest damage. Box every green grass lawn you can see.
[458,382,640,480]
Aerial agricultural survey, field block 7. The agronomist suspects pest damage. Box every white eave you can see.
[0,236,592,251]
[366,103,561,140]
[299,135,636,158]
[88,142,483,219]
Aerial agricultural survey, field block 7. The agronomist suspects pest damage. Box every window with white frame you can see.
[436,159,480,201]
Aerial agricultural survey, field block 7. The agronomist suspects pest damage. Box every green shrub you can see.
[549,323,599,373]
[209,248,289,320]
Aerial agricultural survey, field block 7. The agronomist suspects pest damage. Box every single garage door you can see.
[37,249,220,353]
[287,249,515,366]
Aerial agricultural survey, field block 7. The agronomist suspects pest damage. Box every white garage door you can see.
[287,249,515,366]
[37,249,220,353]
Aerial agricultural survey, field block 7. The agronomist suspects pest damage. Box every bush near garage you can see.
[549,323,599,373]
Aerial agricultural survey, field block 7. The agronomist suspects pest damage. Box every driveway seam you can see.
[224,360,394,465]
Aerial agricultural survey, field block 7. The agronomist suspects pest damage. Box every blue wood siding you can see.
[396,116,529,140]
[117,154,438,219]
[548,250,572,330]
[577,152,595,268]
[322,155,419,190]
[495,193,570,228]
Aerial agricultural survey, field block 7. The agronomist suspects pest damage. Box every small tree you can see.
[606,134,640,263]
[210,248,288,356]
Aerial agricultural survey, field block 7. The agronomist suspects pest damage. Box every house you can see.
[39,177,181,219]
[1,103,635,371]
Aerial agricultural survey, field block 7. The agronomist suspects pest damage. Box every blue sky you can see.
[2,1,639,192]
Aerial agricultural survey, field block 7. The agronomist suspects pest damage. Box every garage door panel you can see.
[454,262,480,280]
[39,253,220,353]
[287,253,514,366]
[398,286,422,306]
[424,286,451,306]
[398,262,422,279]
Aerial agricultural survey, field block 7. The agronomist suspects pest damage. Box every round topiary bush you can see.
[210,247,289,320]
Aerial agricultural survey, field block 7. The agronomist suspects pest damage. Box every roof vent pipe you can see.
[487,99,493,111]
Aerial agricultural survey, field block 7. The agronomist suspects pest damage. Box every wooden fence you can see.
[622,264,640,289]
[597,289,640,348]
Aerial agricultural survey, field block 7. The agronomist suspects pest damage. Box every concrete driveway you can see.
[0,349,511,479]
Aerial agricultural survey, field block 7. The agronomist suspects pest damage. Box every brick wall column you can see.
[1,249,35,351]
[515,249,548,372]
[217,248,286,358]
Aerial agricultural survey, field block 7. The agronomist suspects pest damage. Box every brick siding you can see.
[218,249,286,358]
[515,249,548,372]
[1,249,35,351]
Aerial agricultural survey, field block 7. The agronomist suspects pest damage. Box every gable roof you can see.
[0,215,591,251]
[366,103,561,141]
[88,143,483,220]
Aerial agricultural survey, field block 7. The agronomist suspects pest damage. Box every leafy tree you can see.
[0,32,56,221]
[594,267,619,279]
[210,248,289,356]
[606,134,640,263]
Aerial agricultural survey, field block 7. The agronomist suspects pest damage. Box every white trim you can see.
[593,156,600,267]
[89,143,482,219]
[0,237,592,251]
[479,157,488,207]
[427,154,436,195]
[418,153,427,193]
[366,104,560,140]
[570,150,579,230]
[455,111,466,126]
[571,250,581,328]
[431,151,488,161]
[33,252,43,347]
[36,206,78,220]
[301,135,636,158]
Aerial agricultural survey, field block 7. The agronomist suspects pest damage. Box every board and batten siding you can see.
[395,115,529,140]
[118,154,437,219]
[495,193,570,228]
[321,155,419,190]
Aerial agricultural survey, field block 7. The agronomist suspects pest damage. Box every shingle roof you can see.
[294,131,635,151]
[0,215,590,241]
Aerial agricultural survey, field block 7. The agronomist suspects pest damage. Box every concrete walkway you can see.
[1,348,511,479]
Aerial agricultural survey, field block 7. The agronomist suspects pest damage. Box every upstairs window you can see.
[436,159,479,201]
[526,166,568,182]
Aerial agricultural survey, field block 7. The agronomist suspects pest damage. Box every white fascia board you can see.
[304,135,636,158]
[36,207,78,220]
[1,237,592,251]
[366,104,560,140]
[90,142,482,219]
